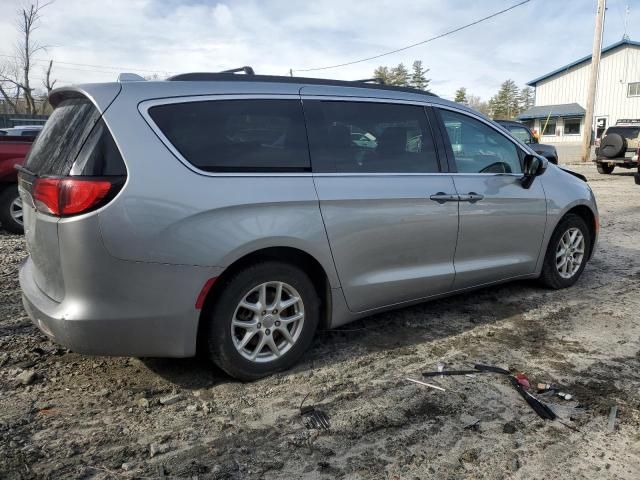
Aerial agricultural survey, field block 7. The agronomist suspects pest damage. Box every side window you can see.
[439,110,522,174]
[148,99,310,172]
[305,101,439,173]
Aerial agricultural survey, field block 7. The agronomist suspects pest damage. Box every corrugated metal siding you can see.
[533,45,640,144]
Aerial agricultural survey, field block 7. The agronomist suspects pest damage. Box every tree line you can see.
[371,60,533,120]
[373,60,430,90]
[453,80,534,119]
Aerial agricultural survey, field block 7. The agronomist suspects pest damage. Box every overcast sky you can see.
[0,0,637,100]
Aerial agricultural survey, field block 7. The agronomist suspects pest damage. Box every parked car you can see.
[0,125,43,137]
[594,120,640,174]
[19,72,599,380]
[0,135,34,233]
[495,119,559,164]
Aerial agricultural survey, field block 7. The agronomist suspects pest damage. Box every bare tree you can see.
[0,1,55,115]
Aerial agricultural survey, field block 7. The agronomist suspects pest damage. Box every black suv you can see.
[495,120,558,164]
[594,120,639,174]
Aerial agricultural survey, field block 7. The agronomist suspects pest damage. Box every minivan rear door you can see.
[303,96,459,312]
[19,86,121,301]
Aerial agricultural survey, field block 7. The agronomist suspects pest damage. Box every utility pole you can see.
[582,0,606,162]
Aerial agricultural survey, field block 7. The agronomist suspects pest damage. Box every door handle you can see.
[459,192,484,203]
[429,192,459,204]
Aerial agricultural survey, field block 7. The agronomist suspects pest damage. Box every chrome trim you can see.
[138,94,313,178]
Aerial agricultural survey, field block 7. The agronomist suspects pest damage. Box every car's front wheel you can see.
[205,261,320,381]
[539,214,591,289]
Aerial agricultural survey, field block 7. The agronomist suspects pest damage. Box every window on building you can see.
[563,118,581,135]
[540,119,557,136]
[628,82,640,97]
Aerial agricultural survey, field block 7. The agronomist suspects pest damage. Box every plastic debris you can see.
[406,377,446,391]
[300,393,330,430]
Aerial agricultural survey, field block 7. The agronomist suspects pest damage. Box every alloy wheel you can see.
[10,197,23,226]
[555,227,585,279]
[231,281,305,363]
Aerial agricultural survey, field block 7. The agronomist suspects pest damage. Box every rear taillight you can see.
[33,177,116,216]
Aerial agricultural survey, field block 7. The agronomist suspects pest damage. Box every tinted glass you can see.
[305,101,439,173]
[149,99,310,172]
[25,97,101,176]
[70,120,127,176]
[440,109,522,174]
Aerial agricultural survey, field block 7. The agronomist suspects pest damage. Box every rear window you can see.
[148,99,310,172]
[605,127,640,141]
[25,98,101,176]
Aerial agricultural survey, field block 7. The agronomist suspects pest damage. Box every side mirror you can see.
[521,154,547,189]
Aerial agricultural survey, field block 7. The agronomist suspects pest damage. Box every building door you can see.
[596,117,608,140]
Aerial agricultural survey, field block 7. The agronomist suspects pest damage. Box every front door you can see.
[304,98,459,312]
[435,108,547,290]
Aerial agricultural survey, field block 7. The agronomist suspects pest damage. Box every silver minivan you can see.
[18,71,598,380]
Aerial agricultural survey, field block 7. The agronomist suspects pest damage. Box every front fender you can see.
[536,165,599,272]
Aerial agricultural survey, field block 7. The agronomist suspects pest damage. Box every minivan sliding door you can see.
[303,98,459,312]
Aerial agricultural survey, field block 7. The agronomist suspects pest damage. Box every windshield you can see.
[606,127,640,141]
[505,125,532,144]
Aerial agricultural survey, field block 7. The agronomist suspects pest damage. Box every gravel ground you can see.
[1,164,639,480]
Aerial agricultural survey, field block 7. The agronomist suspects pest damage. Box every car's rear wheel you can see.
[597,163,614,174]
[0,185,24,234]
[205,261,319,381]
[539,214,591,289]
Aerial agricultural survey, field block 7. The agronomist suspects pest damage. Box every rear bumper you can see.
[594,156,638,166]
[20,255,222,358]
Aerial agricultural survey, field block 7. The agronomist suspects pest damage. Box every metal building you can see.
[519,39,640,150]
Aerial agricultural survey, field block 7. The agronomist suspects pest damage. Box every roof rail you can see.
[163,72,438,97]
[354,78,385,85]
[219,66,255,75]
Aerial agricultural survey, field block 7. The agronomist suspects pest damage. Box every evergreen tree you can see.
[518,86,534,112]
[454,87,468,105]
[489,79,520,119]
[373,66,392,85]
[410,60,430,90]
[390,63,410,87]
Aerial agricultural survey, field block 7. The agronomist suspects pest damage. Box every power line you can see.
[293,0,531,73]
[0,53,177,75]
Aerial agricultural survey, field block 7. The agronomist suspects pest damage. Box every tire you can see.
[539,214,591,289]
[596,163,614,174]
[205,261,320,381]
[0,185,24,234]
[599,133,626,158]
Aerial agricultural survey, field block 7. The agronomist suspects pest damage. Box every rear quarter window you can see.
[148,99,310,172]
[25,98,102,176]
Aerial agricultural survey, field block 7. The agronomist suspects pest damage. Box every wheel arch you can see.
[547,203,598,263]
[196,246,333,355]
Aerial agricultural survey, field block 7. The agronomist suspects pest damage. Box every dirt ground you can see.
[1,164,639,480]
